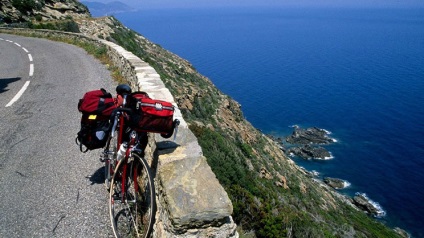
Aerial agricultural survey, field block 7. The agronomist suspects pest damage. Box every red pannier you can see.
[78,88,116,116]
[76,89,117,152]
[130,92,175,137]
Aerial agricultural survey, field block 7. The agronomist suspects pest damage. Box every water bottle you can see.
[116,142,127,161]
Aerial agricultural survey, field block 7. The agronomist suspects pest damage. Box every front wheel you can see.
[109,153,155,238]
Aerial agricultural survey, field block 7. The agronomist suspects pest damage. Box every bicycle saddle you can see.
[116,84,132,95]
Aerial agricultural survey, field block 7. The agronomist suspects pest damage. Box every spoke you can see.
[109,154,154,238]
[125,200,140,237]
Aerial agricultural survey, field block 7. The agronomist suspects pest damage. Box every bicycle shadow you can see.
[87,166,105,185]
[156,140,179,153]
[85,139,180,183]
[150,140,180,177]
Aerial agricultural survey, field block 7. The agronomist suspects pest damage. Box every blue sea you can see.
[114,6,424,237]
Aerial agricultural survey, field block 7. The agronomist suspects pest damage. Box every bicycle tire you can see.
[109,153,155,238]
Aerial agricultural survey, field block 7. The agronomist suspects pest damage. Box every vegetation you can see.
[104,19,401,237]
[12,0,43,12]
[28,20,80,32]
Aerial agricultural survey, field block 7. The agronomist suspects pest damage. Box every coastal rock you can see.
[286,126,334,145]
[353,193,385,217]
[323,177,347,189]
[393,227,410,238]
[288,144,331,160]
[268,134,286,152]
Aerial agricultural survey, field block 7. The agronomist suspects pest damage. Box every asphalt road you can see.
[0,33,116,237]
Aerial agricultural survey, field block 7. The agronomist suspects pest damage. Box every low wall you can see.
[0,27,237,237]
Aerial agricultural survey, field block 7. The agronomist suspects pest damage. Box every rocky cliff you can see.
[0,0,89,23]
[76,17,403,238]
[1,1,405,237]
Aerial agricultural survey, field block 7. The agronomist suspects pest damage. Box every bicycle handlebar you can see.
[108,107,133,136]
[111,107,132,117]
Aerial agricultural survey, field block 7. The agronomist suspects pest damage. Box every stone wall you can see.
[0,27,237,237]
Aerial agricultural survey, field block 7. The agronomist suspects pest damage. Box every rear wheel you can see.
[109,153,155,238]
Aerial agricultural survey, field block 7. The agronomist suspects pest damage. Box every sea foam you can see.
[343,181,351,188]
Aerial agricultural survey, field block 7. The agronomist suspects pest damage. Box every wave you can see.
[323,129,332,135]
[343,181,351,188]
[311,170,320,176]
[319,152,334,160]
[322,130,339,143]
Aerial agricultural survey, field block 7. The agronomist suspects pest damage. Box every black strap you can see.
[100,88,112,98]
[75,137,89,153]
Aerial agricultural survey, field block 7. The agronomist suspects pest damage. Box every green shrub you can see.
[12,0,42,12]
[29,20,80,33]
[34,15,42,22]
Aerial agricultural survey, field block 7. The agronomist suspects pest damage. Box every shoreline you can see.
[269,126,389,218]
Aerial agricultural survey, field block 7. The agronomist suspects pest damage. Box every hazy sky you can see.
[85,0,424,9]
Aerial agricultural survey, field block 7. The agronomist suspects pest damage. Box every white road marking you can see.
[29,64,34,76]
[2,38,34,107]
[5,81,31,107]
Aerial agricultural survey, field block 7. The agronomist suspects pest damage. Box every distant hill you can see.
[81,1,133,17]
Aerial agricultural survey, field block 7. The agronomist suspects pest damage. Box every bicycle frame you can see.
[101,97,130,191]
[103,94,144,200]
[96,85,156,237]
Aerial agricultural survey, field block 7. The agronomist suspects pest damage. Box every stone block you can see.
[158,153,233,232]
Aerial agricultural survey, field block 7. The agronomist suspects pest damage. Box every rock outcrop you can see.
[286,126,334,145]
[285,126,335,160]
[323,177,348,189]
[288,144,331,160]
[0,0,90,23]
[353,193,385,217]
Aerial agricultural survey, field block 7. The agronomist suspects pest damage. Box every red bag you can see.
[78,88,116,116]
[76,89,116,152]
[130,92,175,135]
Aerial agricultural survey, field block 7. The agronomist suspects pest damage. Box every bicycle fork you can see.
[100,150,114,189]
